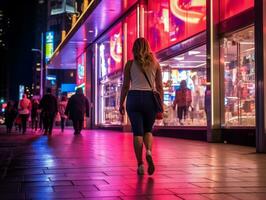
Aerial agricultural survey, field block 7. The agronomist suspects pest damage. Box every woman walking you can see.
[18,94,31,134]
[58,96,68,132]
[119,38,163,175]
[4,100,17,133]
[31,98,39,132]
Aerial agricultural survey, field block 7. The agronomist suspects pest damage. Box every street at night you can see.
[0,129,266,200]
[1,0,266,199]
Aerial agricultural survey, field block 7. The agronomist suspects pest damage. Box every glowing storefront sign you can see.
[148,0,206,52]
[77,53,86,86]
[99,23,123,78]
[110,32,122,63]
[45,32,54,62]
[170,0,206,24]
[19,85,25,100]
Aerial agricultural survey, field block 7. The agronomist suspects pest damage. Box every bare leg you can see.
[144,132,155,175]
[133,136,144,165]
[144,132,153,151]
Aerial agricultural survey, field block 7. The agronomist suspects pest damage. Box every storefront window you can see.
[147,0,206,52]
[221,27,255,127]
[158,45,207,126]
[220,0,253,21]
[124,9,137,60]
[98,23,123,125]
[76,52,86,94]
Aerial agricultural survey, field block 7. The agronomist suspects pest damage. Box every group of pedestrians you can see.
[3,87,90,136]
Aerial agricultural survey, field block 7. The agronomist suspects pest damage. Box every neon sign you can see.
[45,31,54,62]
[170,0,206,24]
[99,23,123,78]
[148,0,206,52]
[110,32,122,63]
[77,53,86,86]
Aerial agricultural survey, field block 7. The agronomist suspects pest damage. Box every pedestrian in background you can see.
[39,88,58,135]
[31,98,39,132]
[65,88,90,135]
[119,38,163,175]
[173,80,192,125]
[18,94,31,134]
[4,100,17,133]
[58,95,68,132]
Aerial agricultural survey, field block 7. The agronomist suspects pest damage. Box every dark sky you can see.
[1,0,37,100]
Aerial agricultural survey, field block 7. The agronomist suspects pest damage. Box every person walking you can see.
[18,94,31,134]
[39,88,58,135]
[58,95,68,132]
[119,38,163,176]
[31,98,39,132]
[65,88,90,135]
[173,80,192,125]
[4,100,17,133]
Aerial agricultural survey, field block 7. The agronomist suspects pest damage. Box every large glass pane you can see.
[124,9,137,60]
[158,45,207,126]
[98,23,123,125]
[222,27,255,127]
[147,0,206,52]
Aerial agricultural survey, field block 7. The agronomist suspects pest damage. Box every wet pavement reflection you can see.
[0,128,266,199]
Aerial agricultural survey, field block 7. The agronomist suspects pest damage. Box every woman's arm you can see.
[155,63,164,104]
[119,61,132,114]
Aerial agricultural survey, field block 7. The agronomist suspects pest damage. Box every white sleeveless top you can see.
[130,61,156,91]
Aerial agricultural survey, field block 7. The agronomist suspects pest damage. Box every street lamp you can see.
[32,48,43,97]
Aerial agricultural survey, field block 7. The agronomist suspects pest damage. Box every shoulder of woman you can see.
[125,60,133,67]
[155,61,161,69]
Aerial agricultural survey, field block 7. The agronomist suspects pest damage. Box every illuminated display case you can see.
[98,23,123,125]
[221,27,255,127]
[99,78,123,125]
[158,45,207,126]
[147,0,206,52]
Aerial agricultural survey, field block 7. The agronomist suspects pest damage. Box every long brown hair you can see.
[132,37,157,68]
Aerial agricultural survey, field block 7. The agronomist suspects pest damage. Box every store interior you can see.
[99,77,123,125]
[158,45,207,126]
[222,26,255,127]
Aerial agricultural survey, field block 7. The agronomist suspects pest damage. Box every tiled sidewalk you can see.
[0,128,266,200]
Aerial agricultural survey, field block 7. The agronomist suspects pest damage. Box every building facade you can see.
[48,0,266,151]
[0,8,10,101]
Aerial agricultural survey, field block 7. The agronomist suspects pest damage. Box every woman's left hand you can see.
[119,105,125,115]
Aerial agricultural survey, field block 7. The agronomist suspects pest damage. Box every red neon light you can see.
[126,10,137,60]
[220,0,253,21]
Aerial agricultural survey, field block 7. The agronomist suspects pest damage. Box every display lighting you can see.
[242,47,255,53]
[170,0,206,24]
[180,60,205,63]
[195,54,206,57]
[188,50,200,55]
[162,8,170,32]
[174,56,184,61]
[100,44,107,77]
[239,42,254,45]
[195,63,206,68]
